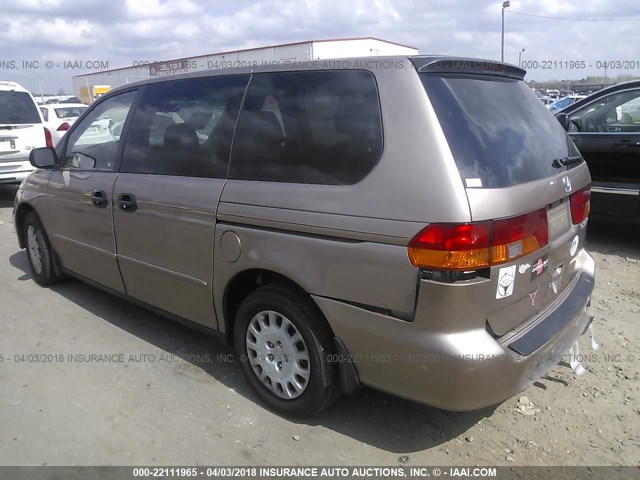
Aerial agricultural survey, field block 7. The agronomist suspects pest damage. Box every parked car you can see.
[547,95,586,112]
[15,56,595,417]
[39,103,88,145]
[619,97,640,123]
[547,89,560,99]
[555,80,640,218]
[0,81,51,184]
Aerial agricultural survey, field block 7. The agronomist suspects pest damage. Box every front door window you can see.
[62,90,136,171]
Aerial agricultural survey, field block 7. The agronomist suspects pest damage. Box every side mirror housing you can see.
[29,147,58,169]
[75,153,96,170]
[555,112,570,131]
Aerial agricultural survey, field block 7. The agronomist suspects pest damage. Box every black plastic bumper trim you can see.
[509,274,594,356]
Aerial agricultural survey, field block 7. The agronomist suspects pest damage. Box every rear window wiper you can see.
[552,156,583,168]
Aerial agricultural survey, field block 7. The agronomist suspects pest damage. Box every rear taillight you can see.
[44,127,53,148]
[408,208,549,270]
[491,209,548,264]
[569,186,591,224]
[57,122,70,131]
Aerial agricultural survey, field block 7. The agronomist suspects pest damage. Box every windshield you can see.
[421,74,581,188]
[0,91,41,124]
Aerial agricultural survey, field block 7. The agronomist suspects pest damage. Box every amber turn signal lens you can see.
[408,208,549,270]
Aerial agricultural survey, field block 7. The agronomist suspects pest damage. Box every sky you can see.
[1,0,639,94]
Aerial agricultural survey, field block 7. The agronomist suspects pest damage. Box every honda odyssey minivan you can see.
[14,56,595,417]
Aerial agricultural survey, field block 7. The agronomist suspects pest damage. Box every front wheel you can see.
[234,285,338,417]
[23,212,60,286]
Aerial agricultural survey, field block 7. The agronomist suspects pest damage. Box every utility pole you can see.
[501,1,511,62]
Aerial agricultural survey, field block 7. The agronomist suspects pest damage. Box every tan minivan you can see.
[14,56,595,417]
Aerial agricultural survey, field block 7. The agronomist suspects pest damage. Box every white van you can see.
[0,81,50,184]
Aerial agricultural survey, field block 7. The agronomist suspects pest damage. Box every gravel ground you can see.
[0,184,638,467]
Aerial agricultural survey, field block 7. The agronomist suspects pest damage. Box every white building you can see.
[73,37,418,102]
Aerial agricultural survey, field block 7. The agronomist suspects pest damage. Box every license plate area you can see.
[0,136,17,152]
[547,201,570,241]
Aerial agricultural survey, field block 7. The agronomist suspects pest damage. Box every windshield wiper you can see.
[552,156,583,168]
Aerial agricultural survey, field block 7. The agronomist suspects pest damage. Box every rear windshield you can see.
[0,91,41,124]
[55,106,87,118]
[421,74,581,188]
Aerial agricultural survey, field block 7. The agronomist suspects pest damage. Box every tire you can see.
[234,284,339,417]
[23,212,60,287]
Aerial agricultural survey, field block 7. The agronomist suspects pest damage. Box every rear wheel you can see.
[234,284,338,417]
[23,212,60,286]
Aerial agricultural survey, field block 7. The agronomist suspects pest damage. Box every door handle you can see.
[118,193,138,212]
[614,140,640,147]
[91,190,108,208]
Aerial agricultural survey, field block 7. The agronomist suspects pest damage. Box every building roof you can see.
[73,37,418,77]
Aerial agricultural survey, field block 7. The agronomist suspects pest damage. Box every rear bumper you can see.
[314,248,595,411]
[0,159,33,184]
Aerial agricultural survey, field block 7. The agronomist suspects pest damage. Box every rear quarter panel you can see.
[214,60,471,332]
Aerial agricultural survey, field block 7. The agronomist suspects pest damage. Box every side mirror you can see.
[110,121,124,141]
[76,154,96,170]
[29,147,58,169]
[555,113,570,131]
[66,152,97,170]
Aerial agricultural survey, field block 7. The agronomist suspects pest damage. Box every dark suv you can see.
[556,80,640,218]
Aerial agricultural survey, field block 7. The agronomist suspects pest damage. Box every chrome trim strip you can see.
[592,186,640,196]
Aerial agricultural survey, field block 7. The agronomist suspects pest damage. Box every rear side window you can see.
[230,70,383,185]
[0,91,41,124]
[421,74,580,188]
[121,75,249,178]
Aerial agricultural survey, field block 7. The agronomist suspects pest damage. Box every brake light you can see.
[44,127,53,148]
[569,186,591,224]
[408,208,549,270]
[57,122,70,131]
[491,209,548,264]
[408,223,491,270]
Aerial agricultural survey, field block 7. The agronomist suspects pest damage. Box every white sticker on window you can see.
[496,265,516,299]
[465,178,483,188]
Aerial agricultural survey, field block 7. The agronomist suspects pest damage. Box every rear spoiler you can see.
[411,57,526,80]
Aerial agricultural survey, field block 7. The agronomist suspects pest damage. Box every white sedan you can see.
[39,103,88,146]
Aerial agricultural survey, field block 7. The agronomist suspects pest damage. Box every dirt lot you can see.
[0,184,638,467]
